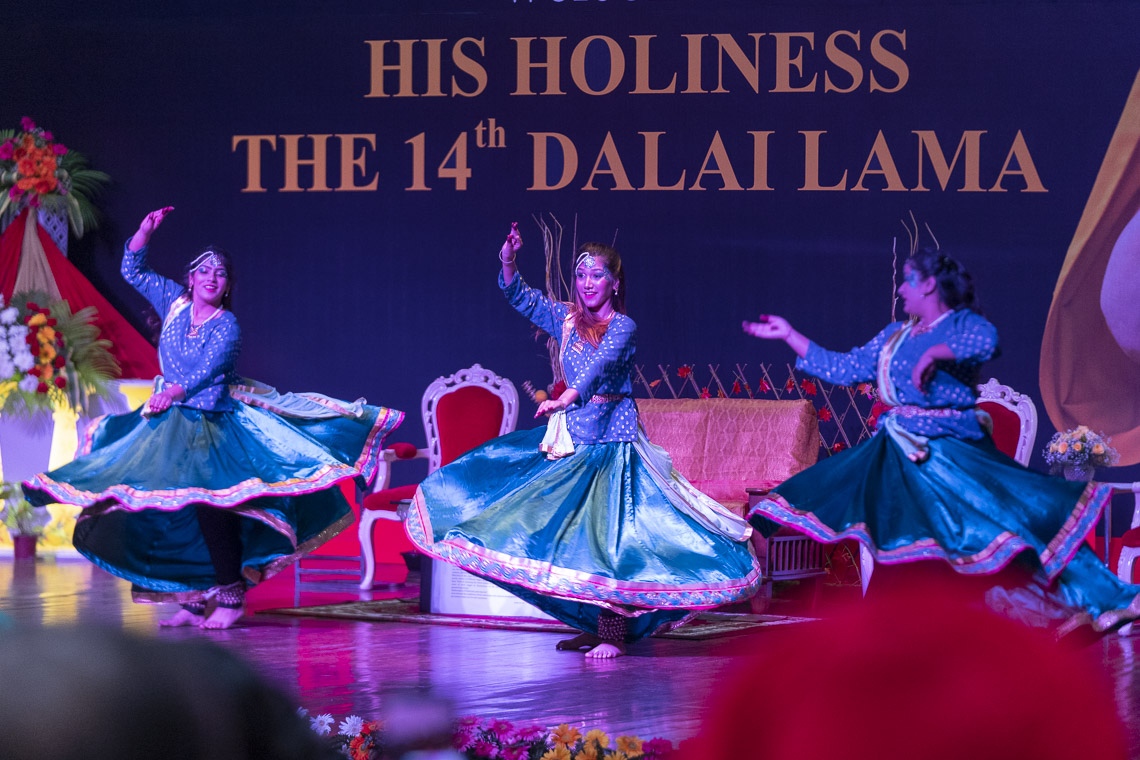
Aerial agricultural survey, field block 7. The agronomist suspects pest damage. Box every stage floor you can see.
[4,557,1140,755]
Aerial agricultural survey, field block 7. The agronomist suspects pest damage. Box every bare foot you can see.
[159,608,204,628]
[585,642,626,659]
[556,632,601,651]
[200,606,244,630]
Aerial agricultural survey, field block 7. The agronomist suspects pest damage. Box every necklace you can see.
[187,304,223,338]
[910,309,951,337]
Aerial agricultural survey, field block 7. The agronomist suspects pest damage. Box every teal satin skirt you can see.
[405,427,762,642]
[748,432,1139,633]
[24,400,403,603]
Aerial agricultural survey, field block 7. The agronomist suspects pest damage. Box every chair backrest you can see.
[422,364,519,472]
[976,377,1038,466]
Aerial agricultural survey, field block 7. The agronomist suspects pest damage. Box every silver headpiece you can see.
[575,251,598,269]
[189,250,223,270]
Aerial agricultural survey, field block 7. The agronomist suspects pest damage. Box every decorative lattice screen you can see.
[632,363,883,458]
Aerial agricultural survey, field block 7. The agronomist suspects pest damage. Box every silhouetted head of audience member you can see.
[0,625,334,760]
[692,580,1128,760]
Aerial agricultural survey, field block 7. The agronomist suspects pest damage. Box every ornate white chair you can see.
[859,378,1038,595]
[976,377,1038,467]
[357,364,518,589]
[1111,483,1140,582]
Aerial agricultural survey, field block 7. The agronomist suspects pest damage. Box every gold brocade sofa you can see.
[636,397,820,516]
[637,397,825,609]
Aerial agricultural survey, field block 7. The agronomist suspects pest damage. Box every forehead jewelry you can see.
[576,251,598,269]
[189,250,223,271]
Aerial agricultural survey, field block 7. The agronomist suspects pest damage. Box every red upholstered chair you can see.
[1110,483,1140,585]
[357,364,519,589]
[976,377,1038,466]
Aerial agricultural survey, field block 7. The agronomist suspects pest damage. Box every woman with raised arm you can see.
[743,246,1140,642]
[23,207,403,629]
[404,222,761,658]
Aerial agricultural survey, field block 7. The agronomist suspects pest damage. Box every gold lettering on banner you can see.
[748,131,774,191]
[631,35,678,94]
[852,131,907,191]
[583,133,635,190]
[453,38,488,97]
[423,39,446,97]
[713,34,764,94]
[690,132,743,190]
[570,36,625,96]
[640,132,685,190]
[800,131,848,190]
[529,132,578,190]
[989,131,1047,192]
[824,31,863,93]
[771,33,817,93]
[364,38,486,98]
[337,135,379,191]
[914,131,985,192]
[365,40,417,97]
[869,30,908,93]
[513,37,567,95]
[682,34,709,94]
[232,135,277,193]
[281,134,332,192]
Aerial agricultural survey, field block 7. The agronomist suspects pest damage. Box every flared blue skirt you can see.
[748,431,1140,633]
[23,399,403,603]
[405,427,762,642]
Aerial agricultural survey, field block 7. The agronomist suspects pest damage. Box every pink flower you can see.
[20,116,36,132]
[52,143,67,155]
[41,130,53,142]
[502,746,530,760]
[0,141,13,160]
[472,739,501,758]
[9,186,23,198]
[642,738,674,758]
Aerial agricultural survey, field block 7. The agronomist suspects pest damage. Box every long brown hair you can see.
[570,242,625,347]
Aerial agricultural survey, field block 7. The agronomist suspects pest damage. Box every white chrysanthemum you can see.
[310,714,334,736]
[0,359,14,380]
[13,350,34,373]
[338,715,365,736]
[7,324,28,340]
[0,306,17,325]
[18,375,38,392]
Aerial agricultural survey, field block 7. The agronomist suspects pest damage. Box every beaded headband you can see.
[189,250,224,271]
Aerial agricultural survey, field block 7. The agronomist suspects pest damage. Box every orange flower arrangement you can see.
[0,117,109,237]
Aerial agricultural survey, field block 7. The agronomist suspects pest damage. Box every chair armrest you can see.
[372,446,429,492]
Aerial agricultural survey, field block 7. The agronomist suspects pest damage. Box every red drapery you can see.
[0,210,160,380]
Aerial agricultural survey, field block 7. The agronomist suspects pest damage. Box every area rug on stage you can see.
[262,598,814,639]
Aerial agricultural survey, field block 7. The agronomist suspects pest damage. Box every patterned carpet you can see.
[263,598,815,639]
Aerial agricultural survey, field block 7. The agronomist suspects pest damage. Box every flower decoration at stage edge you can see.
[0,116,110,237]
[0,291,118,417]
[316,712,672,759]
[1043,426,1119,474]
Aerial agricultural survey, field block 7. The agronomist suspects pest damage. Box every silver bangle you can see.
[499,250,516,264]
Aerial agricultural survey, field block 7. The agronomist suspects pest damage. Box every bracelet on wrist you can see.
[499,249,516,264]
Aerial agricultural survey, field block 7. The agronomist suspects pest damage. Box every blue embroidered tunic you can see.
[122,243,240,411]
[799,308,999,440]
[501,273,638,444]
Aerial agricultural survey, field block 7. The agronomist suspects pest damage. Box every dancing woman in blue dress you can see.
[404,223,761,657]
[23,207,403,629]
[743,247,1140,641]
